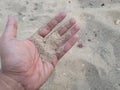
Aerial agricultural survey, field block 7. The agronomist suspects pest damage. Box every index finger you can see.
[39,12,67,37]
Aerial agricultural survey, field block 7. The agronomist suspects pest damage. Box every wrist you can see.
[0,72,25,90]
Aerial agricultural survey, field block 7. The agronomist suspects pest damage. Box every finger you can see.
[51,56,58,68]
[3,16,17,38]
[58,18,76,36]
[39,12,67,37]
[57,34,79,59]
[64,24,80,41]
[60,24,80,46]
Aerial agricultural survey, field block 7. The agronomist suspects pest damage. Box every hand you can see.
[0,12,80,90]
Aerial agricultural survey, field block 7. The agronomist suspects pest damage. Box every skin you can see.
[0,12,80,90]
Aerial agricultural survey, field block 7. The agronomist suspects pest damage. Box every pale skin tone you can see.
[0,12,80,90]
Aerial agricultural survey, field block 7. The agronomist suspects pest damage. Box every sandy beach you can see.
[0,0,120,90]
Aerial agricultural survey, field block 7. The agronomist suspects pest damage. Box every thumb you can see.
[3,16,18,38]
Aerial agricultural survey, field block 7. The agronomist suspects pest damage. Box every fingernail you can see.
[60,12,67,17]
[8,15,14,20]
[70,18,76,24]
[75,34,79,38]
[75,24,80,30]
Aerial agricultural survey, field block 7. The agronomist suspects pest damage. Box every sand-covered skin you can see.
[0,0,120,90]
[30,31,66,62]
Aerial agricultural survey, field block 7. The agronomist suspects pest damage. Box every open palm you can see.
[0,12,80,90]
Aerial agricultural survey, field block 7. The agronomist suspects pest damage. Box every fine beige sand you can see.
[0,0,120,90]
